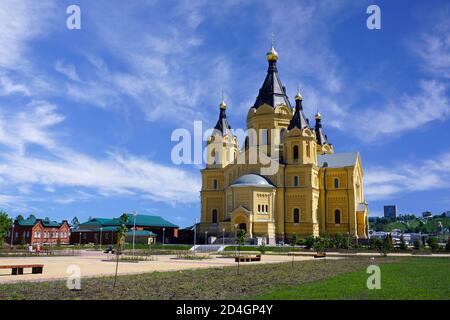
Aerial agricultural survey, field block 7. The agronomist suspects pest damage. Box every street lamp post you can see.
[79,232,82,246]
[162,227,165,248]
[222,228,225,246]
[10,224,15,248]
[99,227,103,250]
[132,212,137,258]
[234,224,238,258]
[193,218,197,255]
[205,231,208,244]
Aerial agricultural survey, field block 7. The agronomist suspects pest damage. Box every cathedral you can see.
[199,45,368,244]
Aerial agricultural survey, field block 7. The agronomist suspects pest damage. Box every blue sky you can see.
[0,0,450,226]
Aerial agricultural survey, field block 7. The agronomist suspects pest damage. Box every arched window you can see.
[334,178,339,189]
[211,150,216,165]
[213,179,218,190]
[334,209,341,224]
[293,145,299,161]
[294,208,300,223]
[265,205,268,213]
[258,204,261,213]
[293,175,299,187]
[260,129,268,145]
[212,209,218,223]
[280,128,286,143]
[306,143,310,157]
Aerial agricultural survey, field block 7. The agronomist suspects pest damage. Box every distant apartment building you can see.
[384,205,397,219]
[5,215,70,245]
[422,211,432,218]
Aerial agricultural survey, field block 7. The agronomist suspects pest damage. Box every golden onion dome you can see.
[266,46,278,62]
[295,90,303,101]
[219,99,227,109]
[315,112,322,120]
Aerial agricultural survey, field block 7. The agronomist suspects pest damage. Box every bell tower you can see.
[283,90,320,238]
[206,98,238,168]
[246,45,293,158]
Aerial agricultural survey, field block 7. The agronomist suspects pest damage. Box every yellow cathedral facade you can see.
[199,45,368,244]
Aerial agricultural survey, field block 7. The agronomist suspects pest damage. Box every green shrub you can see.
[304,235,314,249]
[291,234,300,246]
[413,238,422,250]
[257,242,266,254]
[445,238,450,252]
[426,237,439,252]
[312,236,326,254]
[399,236,408,250]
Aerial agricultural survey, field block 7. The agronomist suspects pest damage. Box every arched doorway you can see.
[238,223,247,232]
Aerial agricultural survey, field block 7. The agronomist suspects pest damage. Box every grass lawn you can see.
[0,257,447,300]
[253,258,450,300]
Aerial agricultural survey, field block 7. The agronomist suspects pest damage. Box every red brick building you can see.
[5,215,70,246]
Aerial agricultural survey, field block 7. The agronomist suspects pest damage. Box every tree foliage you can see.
[236,229,246,245]
[413,238,422,250]
[291,233,300,246]
[426,237,439,252]
[71,217,80,229]
[0,211,13,244]
[304,235,315,249]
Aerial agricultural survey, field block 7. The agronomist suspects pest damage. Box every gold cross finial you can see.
[295,84,302,101]
[219,89,226,109]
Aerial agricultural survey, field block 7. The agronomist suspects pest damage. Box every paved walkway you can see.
[0,252,334,284]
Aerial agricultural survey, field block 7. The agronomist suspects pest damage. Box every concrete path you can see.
[0,253,335,284]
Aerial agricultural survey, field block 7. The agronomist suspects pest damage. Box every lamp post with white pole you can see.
[162,227,165,248]
[193,218,197,255]
[222,228,225,246]
[10,223,15,248]
[99,227,103,251]
[234,224,238,258]
[132,212,137,258]
[205,231,208,244]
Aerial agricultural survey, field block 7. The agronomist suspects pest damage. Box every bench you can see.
[0,264,44,275]
[235,254,261,262]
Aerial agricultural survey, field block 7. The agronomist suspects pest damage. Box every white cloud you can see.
[356,80,450,141]
[0,0,56,69]
[55,60,80,82]
[0,101,63,154]
[305,80,450,142]
[0,104,201,205]
[0,74,30,96]
[364,152,450,201]
[413,21,450,79]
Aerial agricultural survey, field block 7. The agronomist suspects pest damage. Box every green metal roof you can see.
[126,230,156,237]
[79,214,178,229]
[78,218,111,227]
[16,215,63,228]
[17,216,37,226]
[123,214,178,228]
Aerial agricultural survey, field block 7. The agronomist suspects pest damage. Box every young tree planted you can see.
[113,213,129,288]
